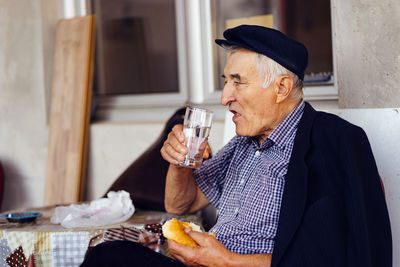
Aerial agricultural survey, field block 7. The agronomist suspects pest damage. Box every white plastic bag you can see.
[51,190,135,228]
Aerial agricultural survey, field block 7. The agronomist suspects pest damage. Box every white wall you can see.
[0,1,50,211]
[86,120,225,200]
[333,0,400,108]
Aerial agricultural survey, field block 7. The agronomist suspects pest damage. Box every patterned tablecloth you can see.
[0,205,200,267]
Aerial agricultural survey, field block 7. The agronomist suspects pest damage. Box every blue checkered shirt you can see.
[194,101,305,254]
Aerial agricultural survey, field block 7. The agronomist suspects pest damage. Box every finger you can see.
[203,149,209,159]
[168,241,188,264]
[160,138,181,164]
[160,145,180,165]
[206,144,211,154]
[161,130,188,163]
[168,239,182,254]
[185,230,212,247]
[198,139,208,159]
[172,124,185,143]
[163,143,186,164]
[168,132,188,154]
[203,144,211,159]
[168,240,197,265]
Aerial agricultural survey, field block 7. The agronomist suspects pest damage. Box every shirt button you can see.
[255,150,260,157]
[234,207,239,214]
[240,179,245,185]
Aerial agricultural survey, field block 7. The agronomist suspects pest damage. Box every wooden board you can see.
[44,15,95,205]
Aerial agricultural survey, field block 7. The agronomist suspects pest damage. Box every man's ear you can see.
[275,75,294,103]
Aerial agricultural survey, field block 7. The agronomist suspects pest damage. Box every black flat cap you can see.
[215,25,308,80]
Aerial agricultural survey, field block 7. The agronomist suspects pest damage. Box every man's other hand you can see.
[168,230,272,267]
[168,230,231,267]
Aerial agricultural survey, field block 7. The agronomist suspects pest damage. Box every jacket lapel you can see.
[271,102,317,267]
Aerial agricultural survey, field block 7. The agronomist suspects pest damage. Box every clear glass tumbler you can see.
[179,107,213,168]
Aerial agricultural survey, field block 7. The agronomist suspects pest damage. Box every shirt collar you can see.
[260,100,305,150]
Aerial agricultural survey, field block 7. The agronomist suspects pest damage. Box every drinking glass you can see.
[179,107,213,168]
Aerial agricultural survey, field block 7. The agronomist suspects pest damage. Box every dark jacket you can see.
[271,102,392,267]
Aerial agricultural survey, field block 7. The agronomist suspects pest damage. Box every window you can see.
[211,0,335,93]
[89,0,337,121]
[92,0,179,96]
[91,0,189,121]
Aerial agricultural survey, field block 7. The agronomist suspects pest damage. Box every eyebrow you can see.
[221,74,241,80]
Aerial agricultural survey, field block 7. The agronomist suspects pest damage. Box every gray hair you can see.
[222,45,303,100]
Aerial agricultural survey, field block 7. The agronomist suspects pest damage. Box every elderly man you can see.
[161,25,392,267]
[82,25,391,267]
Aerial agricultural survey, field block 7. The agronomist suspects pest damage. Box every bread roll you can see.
[162,218,201,247]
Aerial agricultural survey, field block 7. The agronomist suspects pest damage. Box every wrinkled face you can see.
[221,49,281,140]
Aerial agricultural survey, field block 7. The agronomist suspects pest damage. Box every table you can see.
[0,205,200,267]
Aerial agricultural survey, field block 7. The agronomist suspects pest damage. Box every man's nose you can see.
[221,83,234,106]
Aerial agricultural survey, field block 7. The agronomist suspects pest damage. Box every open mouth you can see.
[230,109,241,122]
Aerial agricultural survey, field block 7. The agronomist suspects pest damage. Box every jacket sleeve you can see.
[342,126,392,267]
